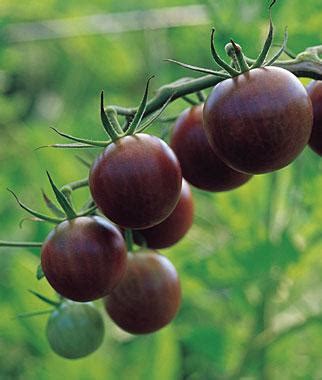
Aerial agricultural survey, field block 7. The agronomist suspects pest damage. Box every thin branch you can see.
[108,50,322,120]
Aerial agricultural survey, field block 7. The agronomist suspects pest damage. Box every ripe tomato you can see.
[89,133,182,229]
[170,105,252,191]
[133,179,194,249]
[306,80,322,156]
[41,216,127,302]
[46,301,105,359]
[104,251,181,334]
[203,67,313,174]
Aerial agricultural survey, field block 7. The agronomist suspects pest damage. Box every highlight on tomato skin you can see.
[203,66,313,175]
[104,251,181,335]
[133,179,194,249]
[46,301,105,359]
[307,80,322,156]
[41,216,127,302]
[170,105,252,191]
[89,133,182,230]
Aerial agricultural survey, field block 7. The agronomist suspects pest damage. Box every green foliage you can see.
[1,0,322,379]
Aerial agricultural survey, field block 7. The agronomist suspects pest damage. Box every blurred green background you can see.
[1,0,322,379]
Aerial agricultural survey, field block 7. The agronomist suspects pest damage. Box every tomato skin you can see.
[133,179,194,249]
[307,80,322,156]
[104,251,181,334]
[89,133,182,229]
[41,216,127,302]
[203,66,313,174]
[46,301,105,359]
[170,105,252,191]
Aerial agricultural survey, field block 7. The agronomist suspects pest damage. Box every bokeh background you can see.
[1,0,322,379]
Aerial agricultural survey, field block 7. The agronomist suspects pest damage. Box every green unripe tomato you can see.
[46,301,105,359]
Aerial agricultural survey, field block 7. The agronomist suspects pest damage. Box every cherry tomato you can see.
[89,133,182,229]
[41,216,127,302]
[170,105,252,191]
[104,251,181,334]
[133,179,194,249]
[46,301,105,359]
[307,80,322,156]
[203,67,313,174]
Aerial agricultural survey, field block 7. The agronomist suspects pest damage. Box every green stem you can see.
[230,40,249,72]
[196,91,206,103]
[0,241,43,248]
[108,51,322,120]
[125,229,134,252]
[182,95,199,106]
[60,178,89,197]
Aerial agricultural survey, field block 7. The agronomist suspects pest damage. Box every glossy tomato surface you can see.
[104,251,181,334]
[170,105,252,191]
[203,66,313,174]
[307,80,322,156]
[133,179,194,249]
[46,301,105,359]
[89,133,182,229]
[41,216,127,302]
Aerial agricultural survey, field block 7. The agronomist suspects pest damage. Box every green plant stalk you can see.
[0,241,42,248]
[60,178,89,197]
[108,48,322,119]
[125,229,134,252]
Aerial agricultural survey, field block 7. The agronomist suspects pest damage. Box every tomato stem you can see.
[230,40,249,73]
[196,91,206,103]
[0,241,43,248]
[182,95,199,106]
[60,178,89,196]
[124,229,134,252]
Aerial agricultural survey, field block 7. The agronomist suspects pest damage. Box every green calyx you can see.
[0,173,96,258]
[7,172,96,227]
[166,0,286,79]
[45,75,172,150]
[15,290,63,320]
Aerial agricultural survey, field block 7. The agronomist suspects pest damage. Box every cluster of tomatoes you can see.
[38,71,322,359]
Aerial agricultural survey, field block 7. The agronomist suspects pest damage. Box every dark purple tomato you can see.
[170,105,252,191]
[307,80,322,156]
[89,133,182,229]
[203,66,313,174]
[46,301,105,359]
[41,216,127,302]
[133,179,194,249]
[104,251,181,334]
